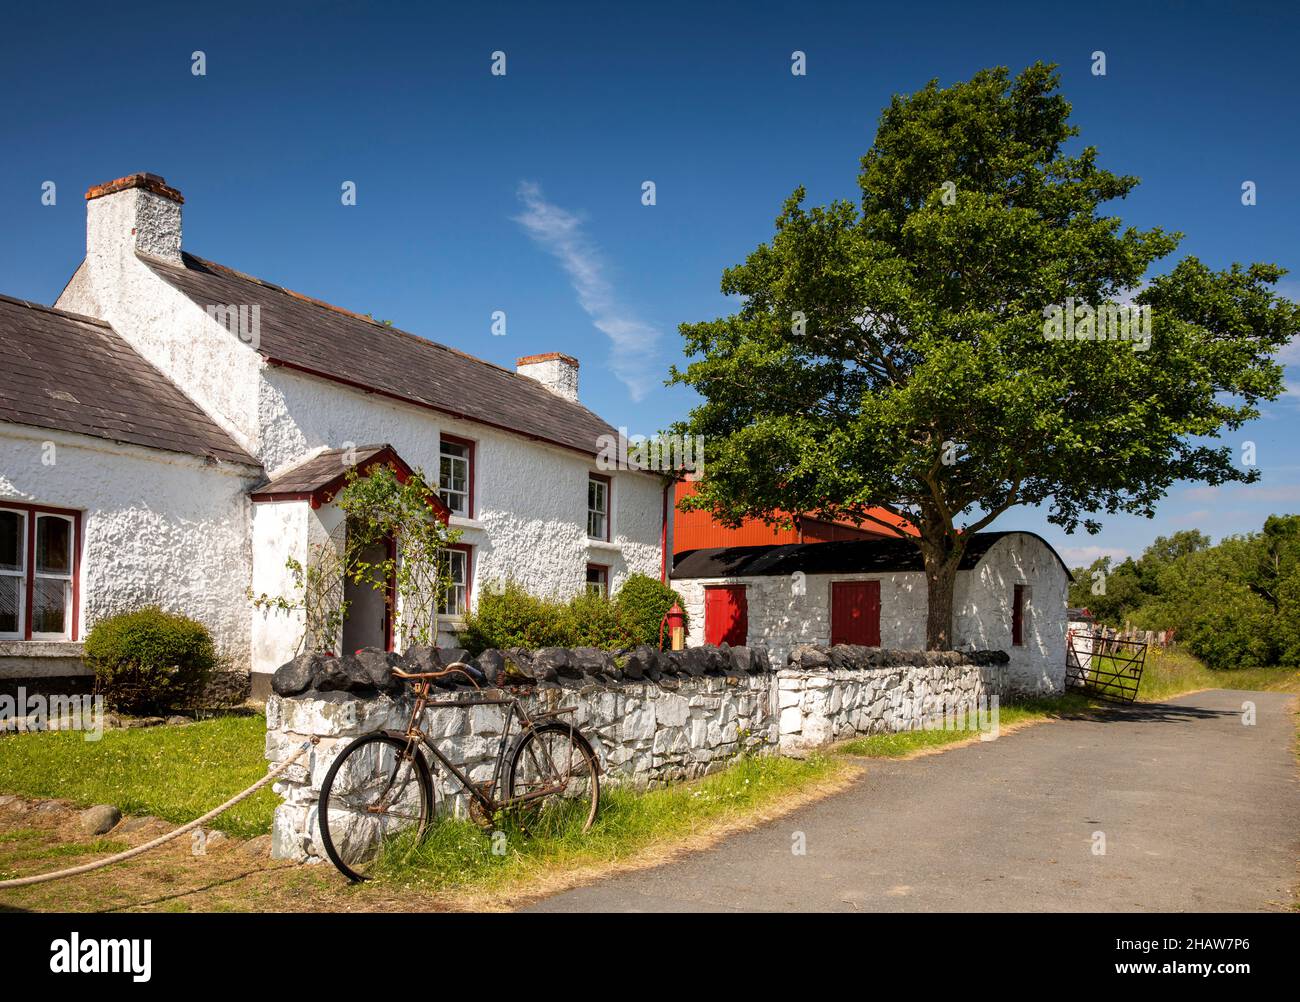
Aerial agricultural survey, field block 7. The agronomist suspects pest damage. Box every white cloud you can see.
[512,181,661,400]
[1059,544,1130,567]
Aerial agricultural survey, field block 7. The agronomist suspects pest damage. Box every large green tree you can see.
[671,63,1300,648]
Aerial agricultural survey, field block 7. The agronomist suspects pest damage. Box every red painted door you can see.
[831,581,881,646]
[704,585,748,646]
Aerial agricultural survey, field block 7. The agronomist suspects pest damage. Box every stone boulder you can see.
[314,654,374,694]
[271,652,323,697]
[79,804,121,835]
[353,647,405,696]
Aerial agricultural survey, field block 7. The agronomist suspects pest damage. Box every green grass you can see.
[1131,648,1300,702]
[0,715,276,837]
[368,752,846,895]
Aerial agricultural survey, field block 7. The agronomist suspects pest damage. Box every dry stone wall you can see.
[265,643,1009,862]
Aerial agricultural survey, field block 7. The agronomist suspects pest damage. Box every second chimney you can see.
[516,352,579,402]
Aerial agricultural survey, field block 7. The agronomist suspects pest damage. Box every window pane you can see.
[0,510,23,572]
[36,516,71,575]
[32,577,68,635]
[0,576,18,634]
[438,550,468,616]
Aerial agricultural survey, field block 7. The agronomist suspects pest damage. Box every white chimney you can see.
[85,173,184,267]
[516,352,579,402]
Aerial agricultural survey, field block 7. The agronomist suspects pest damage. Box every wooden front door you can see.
[704,585,748,646]
[831,580,881,646]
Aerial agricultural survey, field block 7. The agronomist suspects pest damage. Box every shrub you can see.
[616,573,690,649]
[460,581,643,654]
[84,607,217,714]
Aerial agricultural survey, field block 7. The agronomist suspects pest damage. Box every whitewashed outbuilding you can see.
[672,531,1072,694]
[2,173,667,695]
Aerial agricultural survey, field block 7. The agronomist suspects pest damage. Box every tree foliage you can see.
[1069,516,1300,669]
[670,62,1299,648]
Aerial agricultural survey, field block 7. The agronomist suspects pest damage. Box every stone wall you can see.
[264,643,1009,862]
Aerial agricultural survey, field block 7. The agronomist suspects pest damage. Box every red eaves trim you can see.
[264,357,606,463]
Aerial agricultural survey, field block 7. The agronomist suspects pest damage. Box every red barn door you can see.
[831,580,881,646]
[704,585,748,646]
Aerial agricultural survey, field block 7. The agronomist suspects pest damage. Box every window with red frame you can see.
[1012,584,1026,646]
[585,563,609,597]
[0,503,80,641]
[587,474,610,541]
[437,544,472,617]
[438,436,474,518]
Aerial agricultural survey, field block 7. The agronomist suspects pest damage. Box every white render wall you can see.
[675,534,1069,694]
[0,423,260,666]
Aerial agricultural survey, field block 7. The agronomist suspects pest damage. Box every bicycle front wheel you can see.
[505,721,600,838]
[318,732,434,882]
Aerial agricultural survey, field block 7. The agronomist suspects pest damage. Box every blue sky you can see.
[2,0,1297,567]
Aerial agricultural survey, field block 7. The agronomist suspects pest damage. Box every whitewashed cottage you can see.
[1,173,666,696]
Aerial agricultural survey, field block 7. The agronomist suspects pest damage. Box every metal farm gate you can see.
[1065,630,1148,703]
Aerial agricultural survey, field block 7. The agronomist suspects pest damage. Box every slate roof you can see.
[0,294,257,466]
[252,445,394,496]
[142,253,619,457]
[671,531,1072,579]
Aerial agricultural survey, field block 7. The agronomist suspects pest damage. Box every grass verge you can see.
[0,715,275,837]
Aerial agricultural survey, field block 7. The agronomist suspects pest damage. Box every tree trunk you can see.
[921,540,963,651]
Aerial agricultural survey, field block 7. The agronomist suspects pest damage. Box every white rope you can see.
[0,738,317,890]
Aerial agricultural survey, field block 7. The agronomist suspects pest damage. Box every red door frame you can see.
[704,585,747,646]
[830,580,881,646]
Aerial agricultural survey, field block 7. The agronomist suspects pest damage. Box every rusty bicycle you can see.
[317,661,600,882]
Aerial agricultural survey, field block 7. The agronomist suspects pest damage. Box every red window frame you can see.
[1012,584,1025,647]
[0,501,82,642]
[588,473,611,541]
[439,543,473,618]
[586,563,609,597]
[438,434,476,519]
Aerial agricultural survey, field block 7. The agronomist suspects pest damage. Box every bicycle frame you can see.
[398,677,577,817]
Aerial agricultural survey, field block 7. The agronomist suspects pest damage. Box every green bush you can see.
[616,573,690,649]
[460,580,658,654]
[83,607,217,714]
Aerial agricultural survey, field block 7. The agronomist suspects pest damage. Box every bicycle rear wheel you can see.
[318,732,434,882]
[505,721,600,838]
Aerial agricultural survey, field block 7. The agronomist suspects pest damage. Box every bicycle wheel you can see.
[318,732,434,882]
[505,721,600,838]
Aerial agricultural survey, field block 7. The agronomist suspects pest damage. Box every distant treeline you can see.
[1068,515,1300,669]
